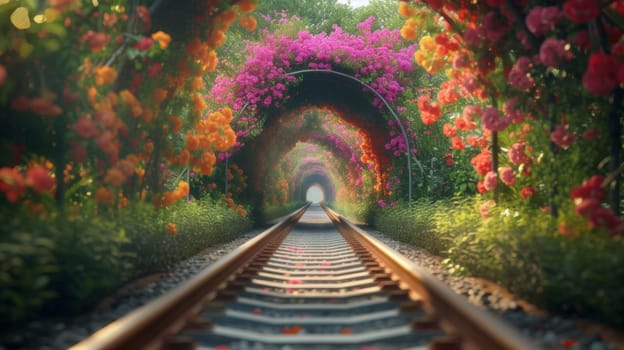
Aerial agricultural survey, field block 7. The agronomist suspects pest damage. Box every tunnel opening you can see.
[305,184,325,203]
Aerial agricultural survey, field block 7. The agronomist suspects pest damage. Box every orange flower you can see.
[219,9,238,27]
[136,168,145,179]
[190,77,204,91]
[170,116,183,133]
[26,166,55,194]
[209,29,227,48]
[87,86,98,105]
[192,94,206,116]
[151,31,171,49]
[204,50,219,72]
[177,180,190,196]
[236,0,257,13]
[186,134,200,151]
[398,2,417,18]
[105,168,126,187]
[220,107,233,122]
[199,151,216,175]
[94,66,117,86]
[94,187,114,204]
[167,223,177,235]
[177,149,190,164]
[154,88,168,105]
[239,16,257,31]
[400,19,417,41]
[141,140,153,155]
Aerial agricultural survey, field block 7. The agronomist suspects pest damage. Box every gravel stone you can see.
[364,228,622,350]
[4,226,622,350]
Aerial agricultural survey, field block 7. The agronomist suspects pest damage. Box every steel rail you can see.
[323,205,542,350]
[70,203,310,350]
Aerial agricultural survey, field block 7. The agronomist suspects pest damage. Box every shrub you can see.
[0,198,252,326]
[374,198,624,327]
[261,201,306,224]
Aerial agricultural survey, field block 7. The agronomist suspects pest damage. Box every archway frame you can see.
[226,69,413,204]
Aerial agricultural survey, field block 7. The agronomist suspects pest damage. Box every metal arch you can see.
[230,69,413,204]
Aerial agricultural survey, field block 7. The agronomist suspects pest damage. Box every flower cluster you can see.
[0,164,55,203]
[571,176,622,235]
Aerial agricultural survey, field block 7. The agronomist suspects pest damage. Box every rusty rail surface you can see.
[323,205,540,350]
[70,204,309,350]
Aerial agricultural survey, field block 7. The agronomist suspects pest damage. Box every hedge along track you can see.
[71,204,540,350]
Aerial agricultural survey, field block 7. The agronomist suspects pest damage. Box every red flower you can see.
[444,152,454,167]
[0,167,26,203]
[520,186,536,199]
[426,0,443,11]
[471,149,492,175]
[451,136,465,151]
[26,166,55,194]
[582,53,619,96]
[442,123,456,137]
[582,128,599,141]
[147,62,163,77]
[135,37,154,51]
[563,0,601,23]
[73,117,98,138]
[588,207,622,230]
[574,198,602,216]
[82,31,110,52]
[0,64,6,86]
[571,175,605,201]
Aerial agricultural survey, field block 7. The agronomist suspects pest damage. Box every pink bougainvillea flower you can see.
[480,200,496,218]
[483,171,498,191]
[482,106,511,132]
[508,142,529,166]
[508,56,534,90]
[499,167,516,186]
[526,6,562,36]
[551,124,577,149]
[538,38,573,67]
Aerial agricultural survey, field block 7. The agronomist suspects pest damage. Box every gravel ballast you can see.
[4,225,623,350]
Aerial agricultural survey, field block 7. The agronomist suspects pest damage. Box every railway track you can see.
[71,204,540,350]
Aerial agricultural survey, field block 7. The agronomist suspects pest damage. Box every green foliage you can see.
[332,198,376,224]
[261,201,307,224]
[374,199,624,327]
[121,198,252,274]
[0,209,58,326]
[0,199,251,326]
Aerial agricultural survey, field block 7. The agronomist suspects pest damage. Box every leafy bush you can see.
[121,198,252,274]
[332,199,377,224]
[374,198,624,327]
[0,209,58,326]
[0,198,251,326]
[261,201,306,224]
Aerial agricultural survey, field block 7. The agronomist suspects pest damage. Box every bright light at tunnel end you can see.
[306,184,325,203]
